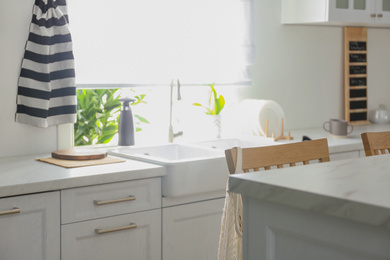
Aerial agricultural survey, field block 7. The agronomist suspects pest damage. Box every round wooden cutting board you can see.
[52,148,107,161]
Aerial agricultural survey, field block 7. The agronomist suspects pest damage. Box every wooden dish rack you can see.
[262,117,293,141]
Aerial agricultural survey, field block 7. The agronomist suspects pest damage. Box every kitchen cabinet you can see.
[282,0,390,27]
[61,178,162,260]
[163,198,225,260]
[0,192,60,260]
[329,149,365,160]
[230,155,390,260]
[62,209,161,260]
[61,178,161,224]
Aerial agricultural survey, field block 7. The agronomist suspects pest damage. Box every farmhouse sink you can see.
[192,137,276,150]
[109,144,228,197]
[109,138,277,197]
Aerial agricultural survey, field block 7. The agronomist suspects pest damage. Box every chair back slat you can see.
[225,138,330,174]
[361,132,390,157]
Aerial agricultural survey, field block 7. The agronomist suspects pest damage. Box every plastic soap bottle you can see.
[118,97,136,146]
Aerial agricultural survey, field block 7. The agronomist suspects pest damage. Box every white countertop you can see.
[0,154,166,198]
[1,123,389,199]
[285,123,390,154]
[229,153,390,227]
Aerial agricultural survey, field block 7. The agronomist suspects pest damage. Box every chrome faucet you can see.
[168,79,183,142]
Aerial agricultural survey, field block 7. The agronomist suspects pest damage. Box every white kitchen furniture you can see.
[282,0,390,27]
[229,154,390,259]
[0,192,60,260]
[163,198,225,260]
[0,155,165,260]
[61,179,162,260]
[285,124,379,160]
[0,124,389,260]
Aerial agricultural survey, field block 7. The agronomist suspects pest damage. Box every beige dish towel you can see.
[218,147,243,260]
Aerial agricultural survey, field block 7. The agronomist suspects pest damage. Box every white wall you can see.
[1,0,390,158]
[242,0,390,130]
[0,0,58,158]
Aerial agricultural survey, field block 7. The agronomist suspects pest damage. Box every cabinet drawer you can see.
[0,192,60,260]
[62,209,161,260]
[61,178,161,224]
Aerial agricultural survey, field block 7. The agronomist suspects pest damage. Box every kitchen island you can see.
[229,154,390,260]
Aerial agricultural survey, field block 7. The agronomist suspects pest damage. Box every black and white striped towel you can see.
[15,0,77,128]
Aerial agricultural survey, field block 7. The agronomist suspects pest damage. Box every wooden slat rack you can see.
[344,27,370,125]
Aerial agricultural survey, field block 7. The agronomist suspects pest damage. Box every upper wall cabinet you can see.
[282,0,390,27]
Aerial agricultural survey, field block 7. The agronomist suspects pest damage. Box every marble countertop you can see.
[284,123,390,154]
[229,154,390,227]
[1,123,389,200]
[0,154,166,198]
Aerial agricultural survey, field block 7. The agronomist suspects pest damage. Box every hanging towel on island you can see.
[15,0,76,128]
[218,147,243,260]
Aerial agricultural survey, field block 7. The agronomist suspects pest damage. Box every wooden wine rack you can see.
[344,27,370,125]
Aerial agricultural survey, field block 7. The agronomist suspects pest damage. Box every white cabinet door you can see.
[282,0,390,26]
[62,209,161,260]
[329,0,390,23]
[163,198,225,260]
[375,0,390,23]
[329,0,375,23]
[0,192,60,260]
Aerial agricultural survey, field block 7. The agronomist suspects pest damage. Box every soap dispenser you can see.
[118,97,136,146]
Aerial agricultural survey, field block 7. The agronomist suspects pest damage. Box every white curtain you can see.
[67,0,255,86]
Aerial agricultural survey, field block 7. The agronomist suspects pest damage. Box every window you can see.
[60,0,255,148]
[67,0,255,86]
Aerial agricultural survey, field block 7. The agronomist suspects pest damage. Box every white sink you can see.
[109,139,277,197]
[109,144,228,197]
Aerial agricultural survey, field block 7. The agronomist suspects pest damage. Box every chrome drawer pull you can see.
[0,207,21,216]
[94,195,136,206]
[95,223,137,234]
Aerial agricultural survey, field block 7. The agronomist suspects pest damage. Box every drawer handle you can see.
[94,195,136,206]
[0,207,21,216]
[95,223,137,234]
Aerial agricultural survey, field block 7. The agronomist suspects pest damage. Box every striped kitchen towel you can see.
[15,0,77,128]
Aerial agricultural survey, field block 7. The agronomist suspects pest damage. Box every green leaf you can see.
[75,88,150,146]
[134,114,150,124]
[192,83,225,115]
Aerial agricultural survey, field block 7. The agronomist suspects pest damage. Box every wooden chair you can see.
[218,138,331,260]
[225,138,330,174]
[361,131,390,156]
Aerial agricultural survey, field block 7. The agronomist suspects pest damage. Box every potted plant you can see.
[193,83,225,138]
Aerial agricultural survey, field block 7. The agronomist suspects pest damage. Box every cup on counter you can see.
[323,119,353,136]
